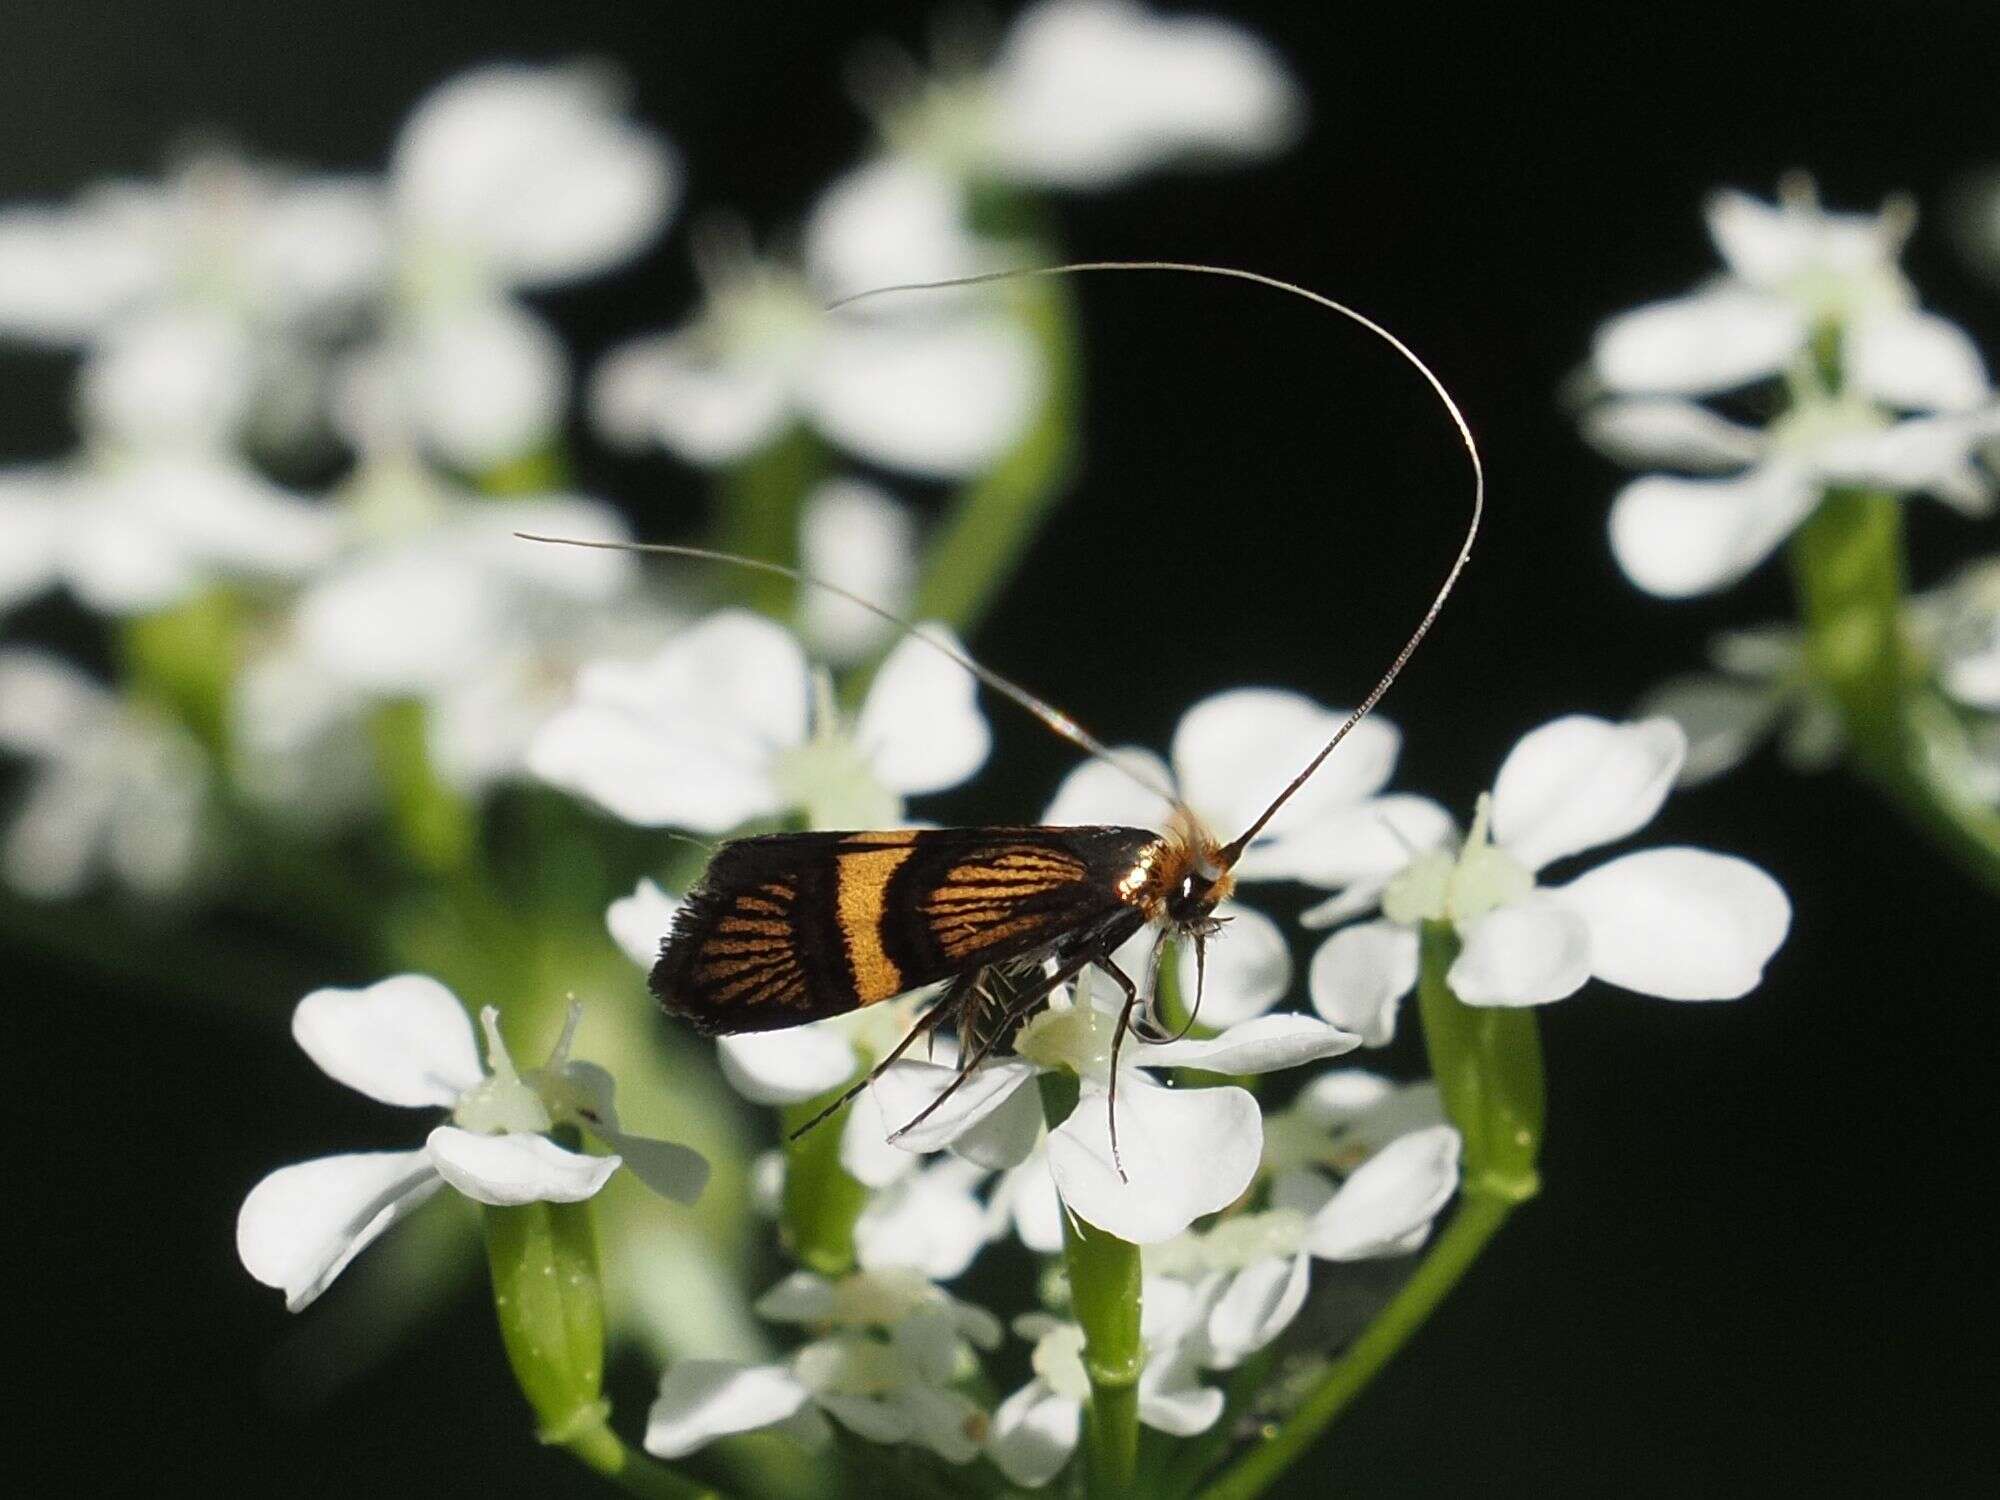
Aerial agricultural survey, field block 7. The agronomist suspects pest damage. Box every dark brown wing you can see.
[651,826,1156,1035]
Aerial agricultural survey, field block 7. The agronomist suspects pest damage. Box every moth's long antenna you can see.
[834,260,1483,866]
[511,534,1179,804]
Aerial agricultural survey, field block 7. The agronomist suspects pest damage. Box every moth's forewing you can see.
[652,826,1155,1035]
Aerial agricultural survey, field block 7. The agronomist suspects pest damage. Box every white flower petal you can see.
[1245,793,1455,888]
[645,1360,812,1458]
[804,316,1042,478]
[606,878,682,969]
[949,1074,1046,1171]
[855,625,992,795]
[1846,308,1989,413]
[1607,462,1818,599]
[1592,286,1805,396]
[1581,398,1765,472]
[1306,1124,1461,1260]
[817,1392,914,1446]
[797,479,919,664]
[424,1125,620,1205]
[1812,410,2000,514]
[79,307,253,448]
[1042,748,1176,827]
[1172,901,1289,1027]
[236,1150,442,1313]
[841,1091,922,1189]
[1173,689,1399,846]
[1553,847,1790,1001]
[869,1058,1041,1155]
[987,0,1301,189]
[987,1380,1080,1489]
[855,1157,992,1280]
[1047,1076,1260,1243]
[1203,1253,1310,1368]
[393,63,678,288]
[590,332,793,465]
[805,158,988,303]
[1136,1348,1224,1436]
[1633,674,1784,786]
[1448,895,1592,1007]
[753,1270,836,1324]
[1132,1013,1358,1076]
[0,479,62,611]
[0,646,102,756]
[592,1124,709,1204]
[291,975,483,1107]
[402,300,568,472]
[718,1026,860,1107]
[1491,715,1687,872]
[1306,920,1419,1047]
[994,1154,1066,1253]
[0,202,163,342]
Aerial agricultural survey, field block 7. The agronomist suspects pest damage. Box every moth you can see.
[525,260,1484,1167]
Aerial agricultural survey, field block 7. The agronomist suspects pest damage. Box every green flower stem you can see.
[485,1194,722,1500]
[1788,490,2000,896]
[715,426,825,620]
[910,277,1078,633]
[1195,925,1538,1500]
[369,699,476,875]
[1193,1194,1513,1500]
[119,586,244,754]
[779,1092,868,1275]
[1040,1073,1141,1498]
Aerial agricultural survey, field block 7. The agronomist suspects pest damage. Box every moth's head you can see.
[1161,804,1234,936]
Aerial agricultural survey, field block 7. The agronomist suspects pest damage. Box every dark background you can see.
[4,2,1995,1494]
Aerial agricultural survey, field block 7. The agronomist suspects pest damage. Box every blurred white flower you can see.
[871,981,1356,1244]
[0,456,336,617]
[1634,624,1842,787]
[0,648,208,899]
[532,608,990,833]
[1155,1072,1460,1370]
[1306,716,1791,1031]
[646,1268,997,1462]
[875,0,1301,192]
[796,477,919,665]
[987,1278,1221,1489]
[590,158,1039,477]
[1586,178,2000,598]
[237,979,707,1313]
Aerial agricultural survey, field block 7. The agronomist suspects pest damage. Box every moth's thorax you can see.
[1117,806,1236,930]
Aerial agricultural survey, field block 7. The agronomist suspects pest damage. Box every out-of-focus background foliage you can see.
[3,1,1991,1492]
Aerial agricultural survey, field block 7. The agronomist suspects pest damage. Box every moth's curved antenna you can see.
[828,261,1485,868]
[511,534,1180,804]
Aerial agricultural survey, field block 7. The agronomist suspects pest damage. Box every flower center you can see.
[1029,1323,1092,1403]
[1014,991,1117,1084]
[1380,793,1531,926]
[769,668,902,830]
[451,1003,582,1136]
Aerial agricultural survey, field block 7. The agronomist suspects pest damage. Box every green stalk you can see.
[1041,1073,1141,1497]
[715,425,824,620]
[119,585,244,754]
[909,277,1079,633]
[1788,491,2000,896]
[369,699,475,875]
[484,1193,724,1500]
[1194,925,1537,1499]
[779,1092,869,1275]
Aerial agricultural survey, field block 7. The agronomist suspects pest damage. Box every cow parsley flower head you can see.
[646,1269,997,1462]
[1307,716,1791,1036]
[867,0,1302,192]
[533,609,990,833]
[1586,177,2000,598]
[236,978,708,1312]
[0,648,209,899]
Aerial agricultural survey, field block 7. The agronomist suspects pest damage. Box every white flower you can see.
[870,979,1357,1244]
[1585,178,1999,599]
[1634,625,1842,787]
[1593,178,1985,408]
[1147,1072,1462,1371]
[0,456,337,617]
[390,63,678,292]
[589,158,1039,478]
[876,1,1301,192]
[645,1269,997,1463]
[0,648,209,899]
[986,1278,1220,1489]
[796,478,919,665]
[533,609,990,833]
[1306,716,1791,1029]
[236,978,707,1312]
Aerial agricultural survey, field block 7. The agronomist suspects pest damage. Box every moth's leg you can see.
[889,948,1095,1144]
[1095,954,1143,1184]
[787,993,962,1141]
